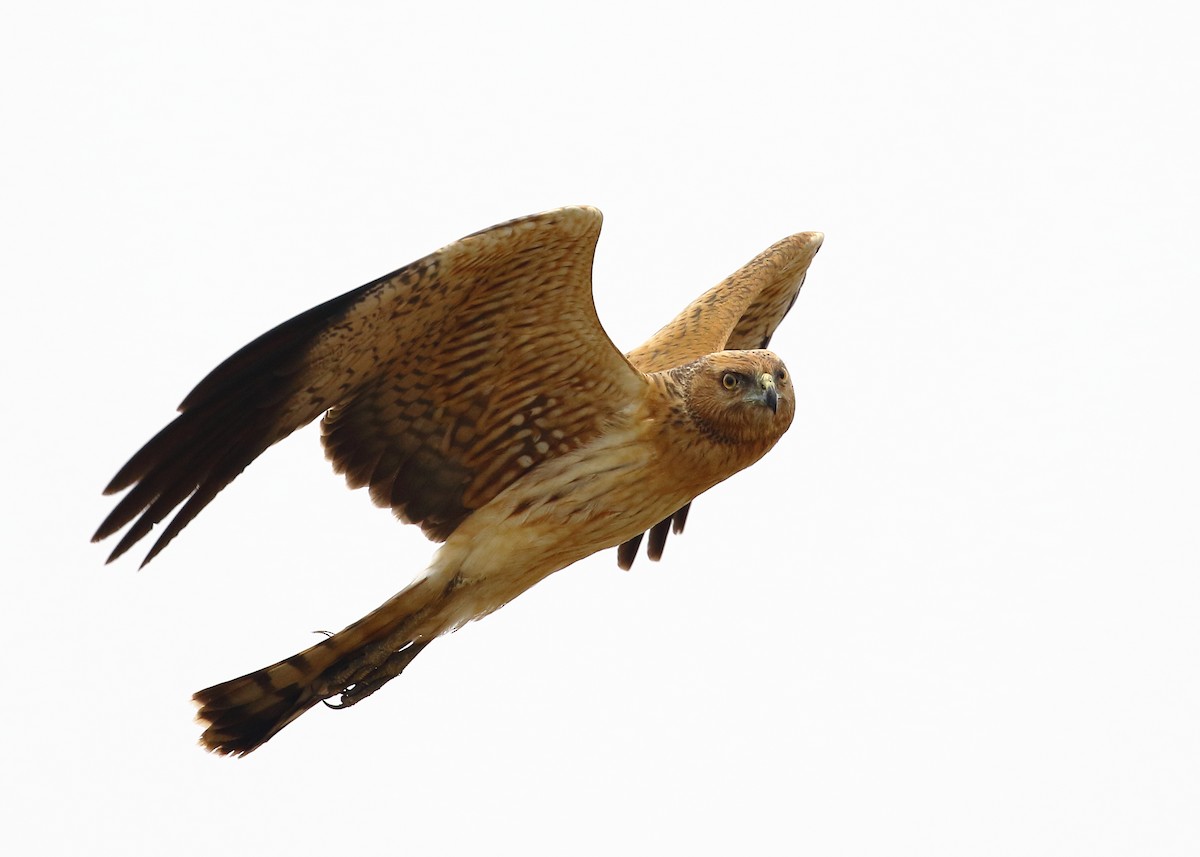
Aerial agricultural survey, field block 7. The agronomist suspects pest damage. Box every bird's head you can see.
[683,349,795,447]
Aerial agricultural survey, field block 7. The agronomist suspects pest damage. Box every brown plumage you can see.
[93,206,823,755]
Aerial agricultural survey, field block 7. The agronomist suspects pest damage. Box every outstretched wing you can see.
[617,229,823,568]
[94,206,646,566]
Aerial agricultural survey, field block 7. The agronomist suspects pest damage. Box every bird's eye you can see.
[776,369,787,383]
[721,372,739,390]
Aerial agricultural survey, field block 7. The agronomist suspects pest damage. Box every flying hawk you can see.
[94,206,823,755]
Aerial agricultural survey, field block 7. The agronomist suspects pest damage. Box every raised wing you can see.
[94,206,646,566]
[627,231,823,372]
[617,229,823,568]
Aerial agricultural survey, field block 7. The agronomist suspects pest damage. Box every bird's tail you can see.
[193,577,442,756]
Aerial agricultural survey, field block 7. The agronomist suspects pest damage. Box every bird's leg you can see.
[323,639,432,710]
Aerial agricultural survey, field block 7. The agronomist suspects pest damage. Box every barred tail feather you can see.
[194,577,439,756]
[194,649,330,756]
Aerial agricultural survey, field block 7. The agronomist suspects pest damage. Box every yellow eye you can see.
[721,372,739,390]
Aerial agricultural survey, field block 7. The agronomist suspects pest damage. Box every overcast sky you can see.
[3,2,1198,855]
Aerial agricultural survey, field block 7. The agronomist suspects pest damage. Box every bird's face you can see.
[686,349,795,446]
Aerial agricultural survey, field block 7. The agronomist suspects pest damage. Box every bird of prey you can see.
[94,206,823,755]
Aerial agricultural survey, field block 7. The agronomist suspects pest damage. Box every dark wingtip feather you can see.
[617,532,643,570]
[671,503,690,535]
[95,275,382,566]
[139,532,174,569]
[618,502,693,569]
[177,280,382,413]
[646,517,672,562]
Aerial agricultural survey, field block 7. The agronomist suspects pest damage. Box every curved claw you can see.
[321,639,433,710]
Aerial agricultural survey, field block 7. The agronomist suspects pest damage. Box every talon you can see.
[319,639,433,713]
[323,693,354,710]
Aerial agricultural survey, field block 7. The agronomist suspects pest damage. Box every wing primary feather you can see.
[95,408,255,547]
[619,502,691,569]
[134,434,276,566]
[646,516,672,562]
[95,275,384,564]
[177,275,386,412]
[671,503,690,534]
[617,532,643,570]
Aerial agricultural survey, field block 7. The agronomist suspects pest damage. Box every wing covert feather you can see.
[321,206,645,540]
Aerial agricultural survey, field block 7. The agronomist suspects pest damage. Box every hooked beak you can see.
[756,373,778,414]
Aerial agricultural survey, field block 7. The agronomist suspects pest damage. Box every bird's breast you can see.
[429,404,765,629]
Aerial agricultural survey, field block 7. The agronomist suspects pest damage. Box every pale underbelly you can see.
[428,441,703,629]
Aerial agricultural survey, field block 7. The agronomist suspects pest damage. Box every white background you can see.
[3,2,1197,854]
